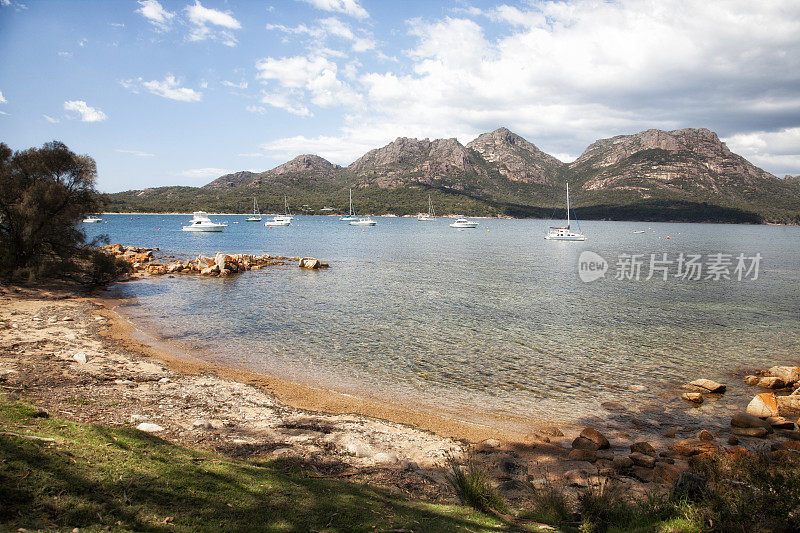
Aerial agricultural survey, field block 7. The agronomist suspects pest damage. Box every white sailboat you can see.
[266,196,293,226]
[545,183,586,241]
[340,189,358,221]
[418,195,436,221]
[245,197,262,222]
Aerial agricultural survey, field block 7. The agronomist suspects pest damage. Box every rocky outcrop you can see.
[204,155,341,189]
[466,127,563,184]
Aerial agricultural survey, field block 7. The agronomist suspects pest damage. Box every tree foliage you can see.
[0,141,99,279]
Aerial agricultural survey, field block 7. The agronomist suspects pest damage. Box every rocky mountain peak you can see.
[466,127,562,184]
[267,154,337,175]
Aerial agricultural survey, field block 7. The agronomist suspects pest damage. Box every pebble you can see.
[135,422,164,433]
[73,352,87,364]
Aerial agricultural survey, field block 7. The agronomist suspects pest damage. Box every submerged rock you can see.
[731,412,773,432]
[682,392,704,404]
[684,379,726,393]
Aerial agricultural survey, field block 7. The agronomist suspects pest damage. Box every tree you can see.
[0,140,100,278]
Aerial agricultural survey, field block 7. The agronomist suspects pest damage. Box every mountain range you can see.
[104,127,800,224]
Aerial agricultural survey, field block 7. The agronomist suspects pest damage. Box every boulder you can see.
[777,395,800,413]
[299,257,321,269]
[572,436,599,451]
[200,265,220,276]
[612,456,633,471]
[681,392,703,404]
[731,426,769,438]
[757,376,786,389]
[630,441,657,457]
[568,448,597,463]
[668,439,719,456]
[373,452,399,464]
[653,462,682,485]
[698,430,714,441]
[746,393,779,418]
[136,422,164,433]
[766,416,796,430]
[768,366,800,385]
[196,255,215,269]
[579,427,610,449]
[684,379,726,393]
[743,375,761,386]
[629,452,656,468]
[731,412,773,432]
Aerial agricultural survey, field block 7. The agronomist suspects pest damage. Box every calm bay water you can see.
[87,214,800,432]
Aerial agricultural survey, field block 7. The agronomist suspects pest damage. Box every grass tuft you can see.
[444,453,507,515]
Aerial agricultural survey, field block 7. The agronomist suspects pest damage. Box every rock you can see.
[579,427,610,449]
[731,426,769,438]
[698,430,714,441]
[200,265,220,276]
[73,352,88,364]
[681,392,704,404]
[572,436,600,451]
[499,455,521,473]
[780,430,800,441]
[596,449,615,461]
[727,435,740,445]
[563,469,589,487]
[373,452,399,464]
[768,366,800,385]
[299,257,321,269]
[766,416,796,430]
[662,430,677,438]
[629,452,656,468]
[731,412,774,432]
[743,375,761,386]
[630,441,657,457]
[192,419,213,429]
[746,393,779,418]
[672,471,706,501]
[777,395,800,413]
[136,422,164,433]
[684,379,726,393]
[612,456,634,470]
[758,376,787,389]
[668,439,719,456]
[653,462,682,485]
[159,377,171,384]
[632,466,654,483]
[129,414,147,424]
[568,448,598,463]
[483,438,501,448]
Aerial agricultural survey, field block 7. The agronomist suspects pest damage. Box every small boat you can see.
[340,189,358,221]
[633,230,645,234]
[350,217,377,226]
[418,195,436,221]
[449,217,478,228]
[82,215,102,223]
[182,211,226,232]
[265,196,293,226]
[245,197,262,222]
[545,183,586,241]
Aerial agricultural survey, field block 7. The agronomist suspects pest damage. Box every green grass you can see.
[444,455,507,515]
[0,396,508,532]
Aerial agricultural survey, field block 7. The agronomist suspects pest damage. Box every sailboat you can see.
[339,189,358,221]
[245,197,262,222]
[418,195,436,221]
[266,196,293,226]
[545,183,586,241]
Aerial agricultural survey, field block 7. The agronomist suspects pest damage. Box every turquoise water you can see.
[87,215,800,432]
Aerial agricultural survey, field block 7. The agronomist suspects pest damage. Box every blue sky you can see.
[1,0,800,192]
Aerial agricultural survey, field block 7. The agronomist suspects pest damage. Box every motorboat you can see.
[418,194,436,221]
[245,197,262,222]
[182,211,226,232]
[545,183,586,241]
[265,196,293,226]
[340,188,358,221]
[350,217,377,226]
[82,215,102,223]
[449,217,478,228]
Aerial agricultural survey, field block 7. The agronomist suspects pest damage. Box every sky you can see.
[1,0,800,193]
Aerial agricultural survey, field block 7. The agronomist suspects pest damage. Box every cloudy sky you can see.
[1,0,799,192]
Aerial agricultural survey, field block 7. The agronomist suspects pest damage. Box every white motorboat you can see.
[449,217,478,228]
[182,211,226,232]
[265,196,293,226]
[245,197,262,222]
[350,217,377,226]
[82,215,102,223]
[545,183,586,241]
[418,195,436,221]
[340,188,358,221]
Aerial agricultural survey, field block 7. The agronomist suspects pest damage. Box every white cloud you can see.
[0,110,7,116]
[0,0,10,6]
[42,114,59,123]
[57,51,72,58]
[259,132,379,164]
[185,0,241,46]
[260,92,312,117]
[123,75,202,102]
[63,100,107,122]
[238,152,266,157]
[136,0,174,31]
[298,0,368,20]
[246,105,267,114]
[171,167,233,180]
[266,16,375,52]
[78,38,87,47]
[116,149,155,157]
[221,80,248,89]
[0,90,6,104]
[725,128,800,176]
[255,55,359,110]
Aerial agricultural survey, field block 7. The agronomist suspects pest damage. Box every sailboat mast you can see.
[566,183,571,229]
[349,189,353,216]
